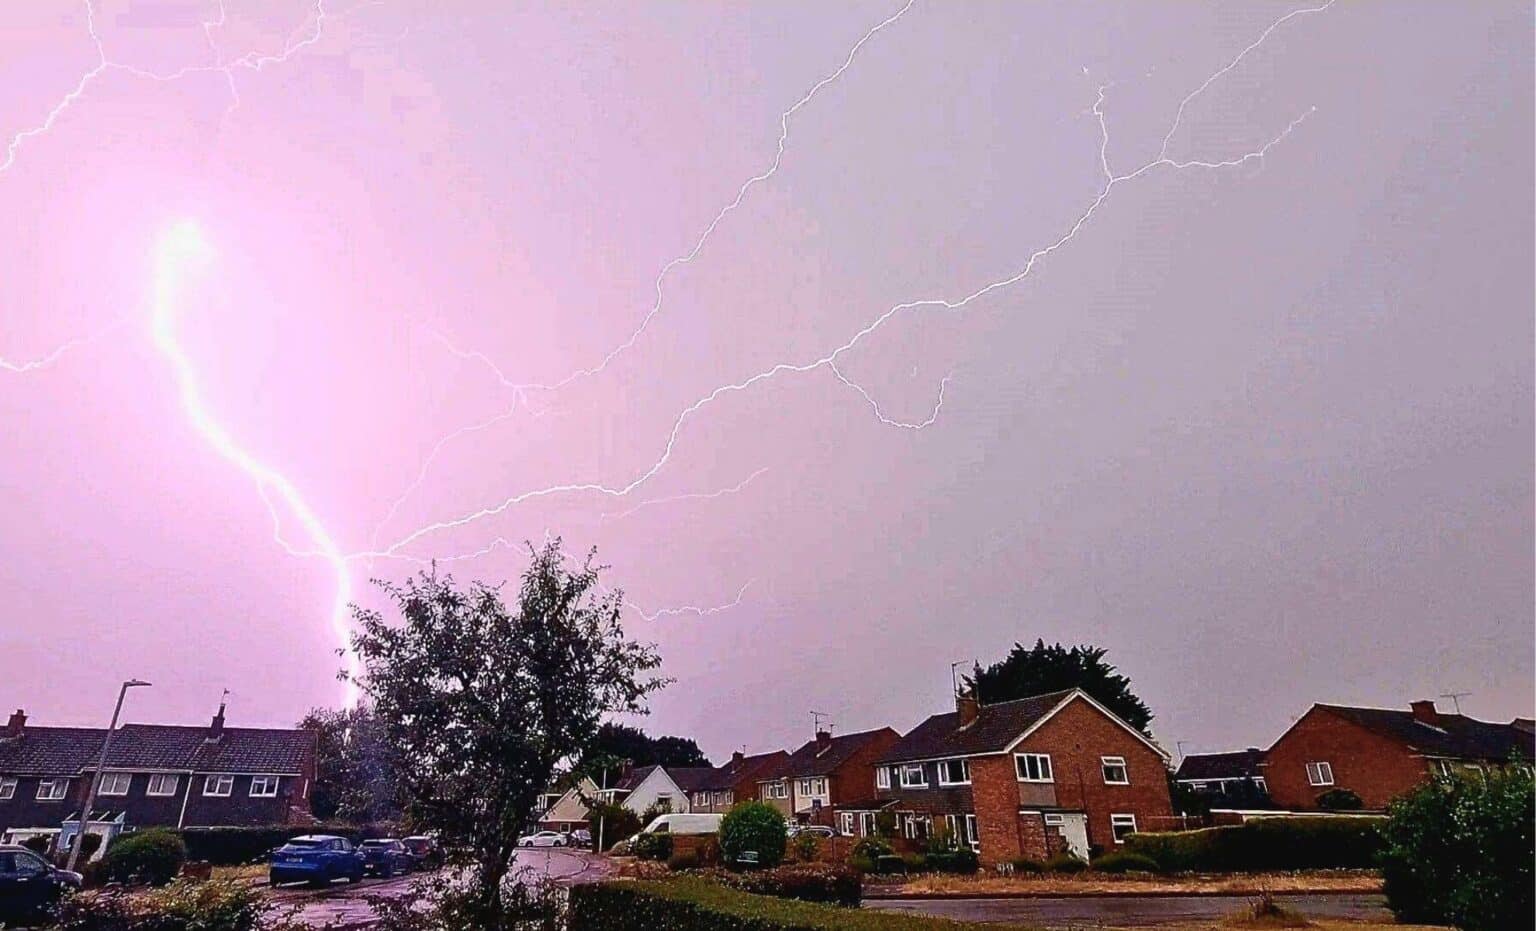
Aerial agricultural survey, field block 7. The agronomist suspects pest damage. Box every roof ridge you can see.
[978,688,1077,709]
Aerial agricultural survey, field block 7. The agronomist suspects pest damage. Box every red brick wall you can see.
[1263,707,1428,810]
[1019,698,1172,852]
[829,730,901,808]
[971,755,1024,866]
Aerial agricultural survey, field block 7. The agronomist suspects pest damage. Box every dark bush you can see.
[668,850,700,871]
[52,878,306,931]
[588,801,642,852]
[569,876,1004,929]
[76,833,104,862]
[873,854,906,874]
[717,863,862,907]
[900,852,927,872]
[924,848,979,874]
[719,801,787,869]
[1380,767,1532,931]
[1091,851,1160,874]
[179,823,395,865]
[1125,816,1384,873]
[850,837,893,861]
[100,829,187,886]
[788,831,819,862]
[1044,853,1087,873]
[632,831,673,861]
[1008,858,1044,873]
[1316,788,1364,811]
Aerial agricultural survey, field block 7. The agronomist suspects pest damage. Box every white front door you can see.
[1058,813,1089,860]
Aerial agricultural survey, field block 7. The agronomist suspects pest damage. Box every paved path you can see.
[866,892,1393,926]
[270,848,608,928]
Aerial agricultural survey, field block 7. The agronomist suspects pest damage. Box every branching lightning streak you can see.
[152,222,359,705]
[622,581,754,622]
[363,1,1333,568]
[601,467,771,522]
[1,340,85,374]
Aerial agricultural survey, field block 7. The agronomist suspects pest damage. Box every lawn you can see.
[871,870,1383,898]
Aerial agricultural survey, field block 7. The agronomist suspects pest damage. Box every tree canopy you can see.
[581,722,710,783]
[348,539,664,915]
[298,705,400,823]
[965,639,1153,734]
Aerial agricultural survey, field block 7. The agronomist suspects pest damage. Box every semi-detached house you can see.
[757,728,899,826]
[844,689,1172,867]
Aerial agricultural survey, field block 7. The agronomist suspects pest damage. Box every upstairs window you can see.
[146,774,179,797]
[1015,753,1053,783]
[36,778,69,801]
[250,776,280,798]
[98,772,132,796]
[1101,756,1129,785]
[899,764,928,788]
[0,777,15,799]
[1305,761,1334,787]
[203,775,234,797]
[938,759,970,785]
[876,767,891,789]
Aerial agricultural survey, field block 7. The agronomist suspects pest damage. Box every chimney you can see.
[207,701,227,741]
[4,709,24,740]
[956,694,979,728]
[815,729,832,752]
[1410,700,1439,727]
[731,750,745,772]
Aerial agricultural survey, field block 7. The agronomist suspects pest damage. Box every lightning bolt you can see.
[151,221,360,705]
[601,467,771,522]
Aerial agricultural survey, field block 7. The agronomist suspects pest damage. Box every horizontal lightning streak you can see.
[601,467,771,522]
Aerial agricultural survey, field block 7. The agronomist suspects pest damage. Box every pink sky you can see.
[2,1,1531,762]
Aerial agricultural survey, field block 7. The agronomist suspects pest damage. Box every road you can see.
[269,848,607,928]
[866,892,1393,926]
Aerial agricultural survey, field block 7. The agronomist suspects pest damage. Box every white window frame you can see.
[204,774,234,797]
[98,772,132,796]
[899,764,928,788]
[860,812,876,836]
[146,774,179,797]
[839,812,855,835]
[36,777,69,801]
[1428,758,1454,778]
[964,813,979,849]
[1305,761,1334,786]
[1043,812,1065,827]
[1015,753,1054,783]
[1110,813,1137,844]
[876,766,891,789]
[250,775,280,798]
[1101,756,1129,785]
[0,776,17,799]
[938,758,971,786]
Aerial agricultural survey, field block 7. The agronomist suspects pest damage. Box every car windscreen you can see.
[283,839,324,848]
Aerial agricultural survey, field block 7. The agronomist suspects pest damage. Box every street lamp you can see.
[66,679,151,871]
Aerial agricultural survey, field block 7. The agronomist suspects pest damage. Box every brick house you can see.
[853,689,1171,867]
[757,728,899,826]
[0,707,317,854]
[1174,748,1271,807]
[689,750,788,815]
[1262,700,1535,811]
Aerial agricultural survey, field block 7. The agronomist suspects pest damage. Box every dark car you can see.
[358,839,412,877]
[400,835,441,869]
[0,845,82,926]
[268,835,365,887]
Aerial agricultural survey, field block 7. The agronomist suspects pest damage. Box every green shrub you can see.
[588,801,642,852]
[179,823,395,865]
[633,831,674,861]
[719,801,787,869]
[1125,816,1384,873]
[851,837,893,862]
[100,829,187,886]
[1008,857,1043,873]
[1316,787,1363,811]
[900,852,927,872]
[789,831,819,862]
[924,848,978,874]
[53,878,307,931]
[1091,851,1160,874]
[1045,853,1087,873]
[1379,766,1532,931]
[668,850,701,871]
[569,876,1009,929]
[716,863,862,906]
[21,835,51,856]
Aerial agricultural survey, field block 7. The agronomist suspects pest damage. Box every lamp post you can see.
[66,679,151,871]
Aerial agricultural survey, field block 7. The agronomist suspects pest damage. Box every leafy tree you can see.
[298,705,400,823]
[719,801,787,868]
[966,639,1153,734]
[581,723,710,784]
[1380,765,1533,931]
[1315,787,1363,811]
[348,539,665,917]
[584,799,640,852]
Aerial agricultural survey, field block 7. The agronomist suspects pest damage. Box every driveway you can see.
[269,848,608,928]
[865,892,1393,926]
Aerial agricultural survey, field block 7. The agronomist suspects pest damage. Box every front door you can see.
[1057,813,1089,860]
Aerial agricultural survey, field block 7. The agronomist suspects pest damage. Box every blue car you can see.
[268,835,365,887]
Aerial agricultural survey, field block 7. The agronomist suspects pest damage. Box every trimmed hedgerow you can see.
[568,877,1011,929]
[707,863,861,906]
[1090,851,1160,874]
[179,823,396,865]
[1125,816,1384,873]
[100,829,187,886]
[1044,853,1087,873]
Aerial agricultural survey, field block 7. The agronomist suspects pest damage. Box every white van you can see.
[639,813,723,837]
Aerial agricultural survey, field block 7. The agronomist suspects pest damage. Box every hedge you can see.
[568,877,1014,929]
[179,823,396,865]
[100,829,187,886]
[710,863,861,906]
[1125,816,1385,872]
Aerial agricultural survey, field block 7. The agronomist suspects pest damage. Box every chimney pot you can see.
[815,730,832,751]
[957,694,980,728]
[731,751,745,770]
[207,702,226,741]
[1411,700,1439,726]
[4,709,24,740]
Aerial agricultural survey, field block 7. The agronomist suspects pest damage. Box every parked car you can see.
[569,828,593,849]
[358,839,413,877]
[516,831,570,848]
[0,845,81,926]
[268,835,365,887]
[615,812,725,852]
[400,835,441,869]
[787,824,835,838]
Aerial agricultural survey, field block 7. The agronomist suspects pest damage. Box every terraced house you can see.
[757,727,899,826]
[0,706,316,856]
[689,750,788,815]
[846,689,1172,867]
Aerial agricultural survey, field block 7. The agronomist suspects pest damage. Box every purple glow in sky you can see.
[2,1,1531,761]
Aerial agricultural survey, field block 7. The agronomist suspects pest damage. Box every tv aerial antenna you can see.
[1439,691,1471,714]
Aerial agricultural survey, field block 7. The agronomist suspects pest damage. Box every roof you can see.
[696,751,788,792]
[877,690,1076,763]
[665,767,718,793]
[539,777,598,825]
[0,722,316,776]
[1176,749,1266,781]
[1311,704,1535,762]
[761,728,899,780]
